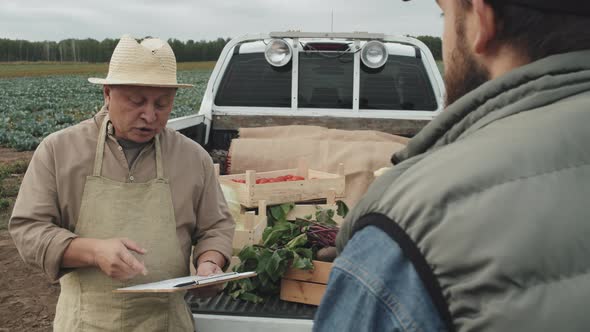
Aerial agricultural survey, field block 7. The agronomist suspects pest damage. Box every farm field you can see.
[0,64,214,151]
[0,61,215,78]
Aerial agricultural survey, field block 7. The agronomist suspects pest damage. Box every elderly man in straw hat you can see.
[9,35,235,331]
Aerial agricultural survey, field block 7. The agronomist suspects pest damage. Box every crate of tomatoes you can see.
[218,160,345,208]
[230,174,306,184]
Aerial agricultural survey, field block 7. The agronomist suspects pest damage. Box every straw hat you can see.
[89,35,193,88]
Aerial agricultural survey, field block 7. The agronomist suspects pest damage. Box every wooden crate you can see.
[232,200,268,251]
[219,160,345,208]
[286,190,344,225]
[280,260,333,306]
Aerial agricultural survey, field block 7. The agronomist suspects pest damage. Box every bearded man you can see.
[314,0,590,331]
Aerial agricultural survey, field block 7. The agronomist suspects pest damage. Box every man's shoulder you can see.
[394,97,590,205]
[41,115,100,149]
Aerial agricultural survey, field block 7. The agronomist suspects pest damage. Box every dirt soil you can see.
[0,148,57,332]
[0,148,33,165]
[0,231,59,332]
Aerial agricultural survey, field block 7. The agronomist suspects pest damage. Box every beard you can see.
[443,20,491,107]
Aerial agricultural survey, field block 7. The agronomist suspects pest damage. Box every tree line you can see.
[0,37,230,62]
[414,36,442,60]
[0,36,442,62]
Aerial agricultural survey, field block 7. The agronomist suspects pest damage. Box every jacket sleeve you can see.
[191,156,235,269]
[314,226,447,332]
[8,138,78,283]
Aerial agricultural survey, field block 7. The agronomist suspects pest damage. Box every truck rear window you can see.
[215,51,437,111]
[215,53,292,107]
[298,52,354,109]
[360,55,438,111]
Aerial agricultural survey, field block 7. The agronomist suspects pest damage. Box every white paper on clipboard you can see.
[113,271,257,293]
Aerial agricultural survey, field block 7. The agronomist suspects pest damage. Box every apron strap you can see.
[155,135,164,179]
[93,114,110,177]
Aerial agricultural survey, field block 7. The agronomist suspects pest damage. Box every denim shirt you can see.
[313,226,447,332]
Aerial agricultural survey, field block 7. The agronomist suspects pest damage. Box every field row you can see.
[0,68,213,151]
[0,61,215,78]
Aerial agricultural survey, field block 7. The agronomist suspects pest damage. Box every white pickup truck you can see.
[167,31,444,331]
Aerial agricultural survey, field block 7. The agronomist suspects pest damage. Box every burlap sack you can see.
[228,125,408,207]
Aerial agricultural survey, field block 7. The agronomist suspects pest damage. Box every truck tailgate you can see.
[188,293,316,332]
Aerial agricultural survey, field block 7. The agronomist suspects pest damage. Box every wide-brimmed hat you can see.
[89,35,193,88]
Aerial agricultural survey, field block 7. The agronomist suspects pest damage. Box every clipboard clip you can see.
[173,272,238,288]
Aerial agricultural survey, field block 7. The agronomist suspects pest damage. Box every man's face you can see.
[438,0,490,107]
[104,85,176,143]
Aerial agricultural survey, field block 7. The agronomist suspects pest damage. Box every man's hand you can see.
[93,238,148,281]
[189,261,224,298]
[62,237,148,281]
[196,260,223,276]
[189,252,226,298]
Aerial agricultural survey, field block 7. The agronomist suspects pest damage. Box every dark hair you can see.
[460,0,590,61]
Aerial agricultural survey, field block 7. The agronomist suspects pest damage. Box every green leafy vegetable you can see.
[337,200,349,218]
[225,201,349,303]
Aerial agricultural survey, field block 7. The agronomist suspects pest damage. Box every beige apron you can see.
[54,116,195,331]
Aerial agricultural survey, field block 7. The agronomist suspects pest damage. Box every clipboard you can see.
[113,271,257,293]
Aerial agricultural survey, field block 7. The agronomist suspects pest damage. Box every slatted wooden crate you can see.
[285,189,344,225]
[219,160,345,208]
[280,260,333,306]
[232,200,268,252]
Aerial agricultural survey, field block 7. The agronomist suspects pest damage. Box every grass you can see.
[0,196,14,230]
[0,160,29,178]
[0,160,29,230]
[0,61,216,78]
[0,210,9,230]
[177,61,216,71]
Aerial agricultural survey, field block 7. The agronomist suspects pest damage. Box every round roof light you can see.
[265,39,293,67]
[361,41,388,69]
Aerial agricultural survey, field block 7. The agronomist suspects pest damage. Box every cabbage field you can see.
[0,69,212,151]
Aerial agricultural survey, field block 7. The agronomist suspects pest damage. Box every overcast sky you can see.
[0,0,442,42]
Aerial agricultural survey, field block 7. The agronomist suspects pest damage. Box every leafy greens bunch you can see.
[225,201,348,303]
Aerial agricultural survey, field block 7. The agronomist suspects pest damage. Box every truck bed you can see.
[187,293,317,319]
